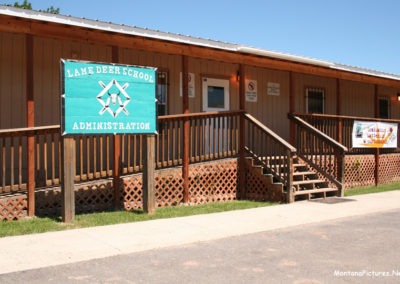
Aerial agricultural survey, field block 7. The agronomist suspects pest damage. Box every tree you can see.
[13,0,60,14]
[13,0,31,9]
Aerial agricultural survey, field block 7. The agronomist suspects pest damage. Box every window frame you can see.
[378,96,390,119]
[305,87,325,114]
[156,70,168,116]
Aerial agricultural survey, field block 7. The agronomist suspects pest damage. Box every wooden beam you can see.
[25,34,35,217]
[336,79,343,144]
[1,15,400,89]
[112,46,121,209]
[182,55,190,203]
[238,64,246,199]
[374,84,380,186]
[289,72,296,146]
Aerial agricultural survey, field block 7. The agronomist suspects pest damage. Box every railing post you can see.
[182,55,190,203]
[112,46,121,209]
[286,150,294,203]
[26,34,35,217]
[238,64,246,199]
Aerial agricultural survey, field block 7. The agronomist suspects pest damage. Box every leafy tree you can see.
[12,0,60,14]
[13,0,31,9]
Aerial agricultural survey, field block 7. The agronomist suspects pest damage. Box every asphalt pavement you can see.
[0,190,399,283]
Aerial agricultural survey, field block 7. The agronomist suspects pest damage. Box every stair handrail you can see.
[288,113,348,195]
[243,113,297,202]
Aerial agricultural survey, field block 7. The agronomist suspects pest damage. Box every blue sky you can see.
[3,0,400,75]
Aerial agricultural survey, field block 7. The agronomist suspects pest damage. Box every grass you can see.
[1,182,399,238]
[344,181,400,196]
[0,200,275,238]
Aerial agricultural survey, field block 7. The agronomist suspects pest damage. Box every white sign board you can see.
[245,79,257,102]
[267,82,280,96]
[352,120,398,148]
[180,72,195,98]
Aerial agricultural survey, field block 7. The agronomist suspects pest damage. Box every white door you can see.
[202,78,230,155]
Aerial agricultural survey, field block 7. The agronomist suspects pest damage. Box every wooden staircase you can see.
[291,158,338,200]
[245,156,339,202]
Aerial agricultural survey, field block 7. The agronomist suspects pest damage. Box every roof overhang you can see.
[1,5,400,85]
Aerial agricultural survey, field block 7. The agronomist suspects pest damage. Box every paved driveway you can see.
[1,209,399,283]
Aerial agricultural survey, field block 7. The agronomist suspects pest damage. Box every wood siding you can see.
[0,32,26,128]
[1,30,400,131]
[245,66,290,140]
[340,80,375,117]
[294,73,337,115]
[34,37,112,126]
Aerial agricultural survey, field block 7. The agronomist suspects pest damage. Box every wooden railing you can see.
[243,113,297,199]
[289,113,348,194]
[0,111,241,194]
[295,113,400,154]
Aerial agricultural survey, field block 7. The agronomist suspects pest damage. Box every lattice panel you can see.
[122,168,184,209]
[75,181,114,213]
[244,166,270,201]
[155,169,183,207]
[344,155,375,188]
[189,159,238,205]
[244,161,284,203]
[35,188,62,217]
[378,154,400,184]
[0,194,27,221]
[122,175,142,210]
[36,180,115,217]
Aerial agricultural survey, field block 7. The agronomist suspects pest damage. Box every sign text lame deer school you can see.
[61,60,157,135]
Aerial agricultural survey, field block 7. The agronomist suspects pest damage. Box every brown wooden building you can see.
[1,6,400,220]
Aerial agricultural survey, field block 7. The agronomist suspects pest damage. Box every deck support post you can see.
[286,150,295,203]
[336,79,343,144]
[238,64,246,199]
[26,34,35,217]
[289,72,296,146]
[143,135,155,214]
[112,46,121,209]
[336,151,345,197]
[374,84,380,186]
[182,55,190,203]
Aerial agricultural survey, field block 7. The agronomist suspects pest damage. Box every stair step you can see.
[293,171,316,176]
[293,179,326,185]
[294,187,338,196]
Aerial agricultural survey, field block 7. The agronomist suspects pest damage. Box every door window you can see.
[202,78,230,111]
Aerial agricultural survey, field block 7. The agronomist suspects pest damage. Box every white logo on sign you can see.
[96,79,130,118]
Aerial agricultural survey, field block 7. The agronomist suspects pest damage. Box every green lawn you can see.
[0,200,275,238]
[344,181,400,196]
[1,182,399,238]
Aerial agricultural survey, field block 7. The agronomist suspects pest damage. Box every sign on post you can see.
[61,60,157,135]
[60,60,158,221]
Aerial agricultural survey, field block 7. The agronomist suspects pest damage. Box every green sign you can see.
[61,60,157,135]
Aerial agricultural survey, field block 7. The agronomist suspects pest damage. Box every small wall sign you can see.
[267,82,280,96]
[180,72,195,98]
[245,79,258,102]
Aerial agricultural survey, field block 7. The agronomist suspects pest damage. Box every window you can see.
[379,97,389,119]
[207,86,225,108]
[157,71,168,116]
[306,88,324,114]
[202,78,230,111]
